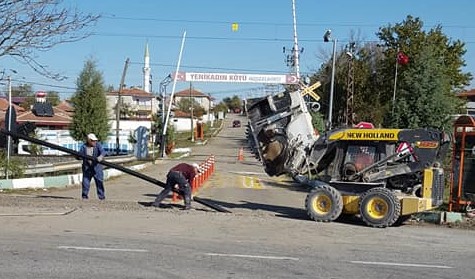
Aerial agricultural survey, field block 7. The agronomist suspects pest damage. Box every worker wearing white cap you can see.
[152,162,201,210]
[78,133,106,200]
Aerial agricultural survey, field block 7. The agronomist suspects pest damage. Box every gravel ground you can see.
[1,193,474,230]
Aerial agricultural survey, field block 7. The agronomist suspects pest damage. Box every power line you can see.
[101,15,475,30]
[91,32,475,45]
[128,61,289,74]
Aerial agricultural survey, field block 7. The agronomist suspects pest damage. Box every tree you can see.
[313,15,472,129]
[377,16,470,129]
[0,0,99,80]
[10,83,34,110]
[11,85,60,110]
[351,42,389,126]
[177,98,205,117]
[46,91,61,106]
[223,95,243,111]
[11,83,33,97]
[309,111,325,134]
[213,101,228,113]
[389,44,463,130]
[69,59,109,141]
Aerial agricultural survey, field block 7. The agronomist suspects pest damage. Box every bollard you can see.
[237,147,244,161]
[199,172,204,187]
[210,155,215,173]
[192,177,197,192]
[204,162,210,180]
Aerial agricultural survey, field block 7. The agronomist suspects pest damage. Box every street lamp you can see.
[324,30,337,130]
[158,74,172,158]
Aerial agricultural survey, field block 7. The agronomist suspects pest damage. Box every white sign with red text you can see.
[173,72,298,84]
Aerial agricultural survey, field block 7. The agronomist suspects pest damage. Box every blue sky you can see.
[2,0,475,102]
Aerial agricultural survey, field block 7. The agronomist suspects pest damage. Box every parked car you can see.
[232,120,241,128]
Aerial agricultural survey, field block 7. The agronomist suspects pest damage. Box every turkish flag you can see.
[397,51,409,65]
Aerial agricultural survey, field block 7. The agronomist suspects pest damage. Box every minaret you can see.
[143,43,151,93]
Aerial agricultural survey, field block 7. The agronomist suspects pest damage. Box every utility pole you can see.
[189,82,194,142]
[159,74,172,158]
[291,0,301,81]
[116,58,130,155]
[6,76,11,179]
[283,0,303,85]
[346,42,355,126]
[324,29,337,130]
[162,30,187,156]
[392,47,400,116]
[208,93,213,127]
[329,38,337,129]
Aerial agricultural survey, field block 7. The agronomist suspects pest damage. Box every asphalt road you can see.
[1,210,473,279]
[0,115,474,279]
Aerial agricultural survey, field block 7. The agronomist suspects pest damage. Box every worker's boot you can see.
[183,196,191,210]
[183,185,192,210]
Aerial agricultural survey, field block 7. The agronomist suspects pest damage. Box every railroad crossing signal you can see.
[301,81,321,101]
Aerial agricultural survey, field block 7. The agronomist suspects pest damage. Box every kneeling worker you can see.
[152,162,201,210]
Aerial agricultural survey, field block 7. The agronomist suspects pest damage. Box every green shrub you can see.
[0,151,25,179]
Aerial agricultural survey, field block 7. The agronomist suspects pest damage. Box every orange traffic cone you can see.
[237,147,244,161]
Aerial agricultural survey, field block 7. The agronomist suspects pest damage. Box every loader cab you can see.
[324,140,385,183]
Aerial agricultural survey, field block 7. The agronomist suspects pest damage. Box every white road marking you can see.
[350,261,452,269]
[58,246,148,253]
[204,253,298,261]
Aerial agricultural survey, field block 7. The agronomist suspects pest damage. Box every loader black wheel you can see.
[359,187,401,228]
[305,185,343,222]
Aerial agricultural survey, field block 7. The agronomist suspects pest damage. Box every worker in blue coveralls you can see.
[79,133,106,200]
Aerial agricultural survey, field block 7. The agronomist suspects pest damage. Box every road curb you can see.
[0,162,151,190]
[414,211,464,224]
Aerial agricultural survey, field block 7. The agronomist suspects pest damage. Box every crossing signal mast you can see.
[283,0,303,84]
[285,0,322,112]
[283,46,303,69]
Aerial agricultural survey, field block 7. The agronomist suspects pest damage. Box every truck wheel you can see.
[359,187,401,228]
[305,185,343,222]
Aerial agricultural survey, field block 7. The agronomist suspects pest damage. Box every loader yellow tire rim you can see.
[365,197,388,219]
[312,195,332,214]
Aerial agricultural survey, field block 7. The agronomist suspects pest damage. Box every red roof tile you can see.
[0,98,25,113]
[55,100,74,115]
[107,88,153,97]
[458,89,475,97]
[16,107,72,125]
[173,110,191,118]
[174,88,209,98]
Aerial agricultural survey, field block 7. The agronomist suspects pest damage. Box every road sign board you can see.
[173,72,299,84]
